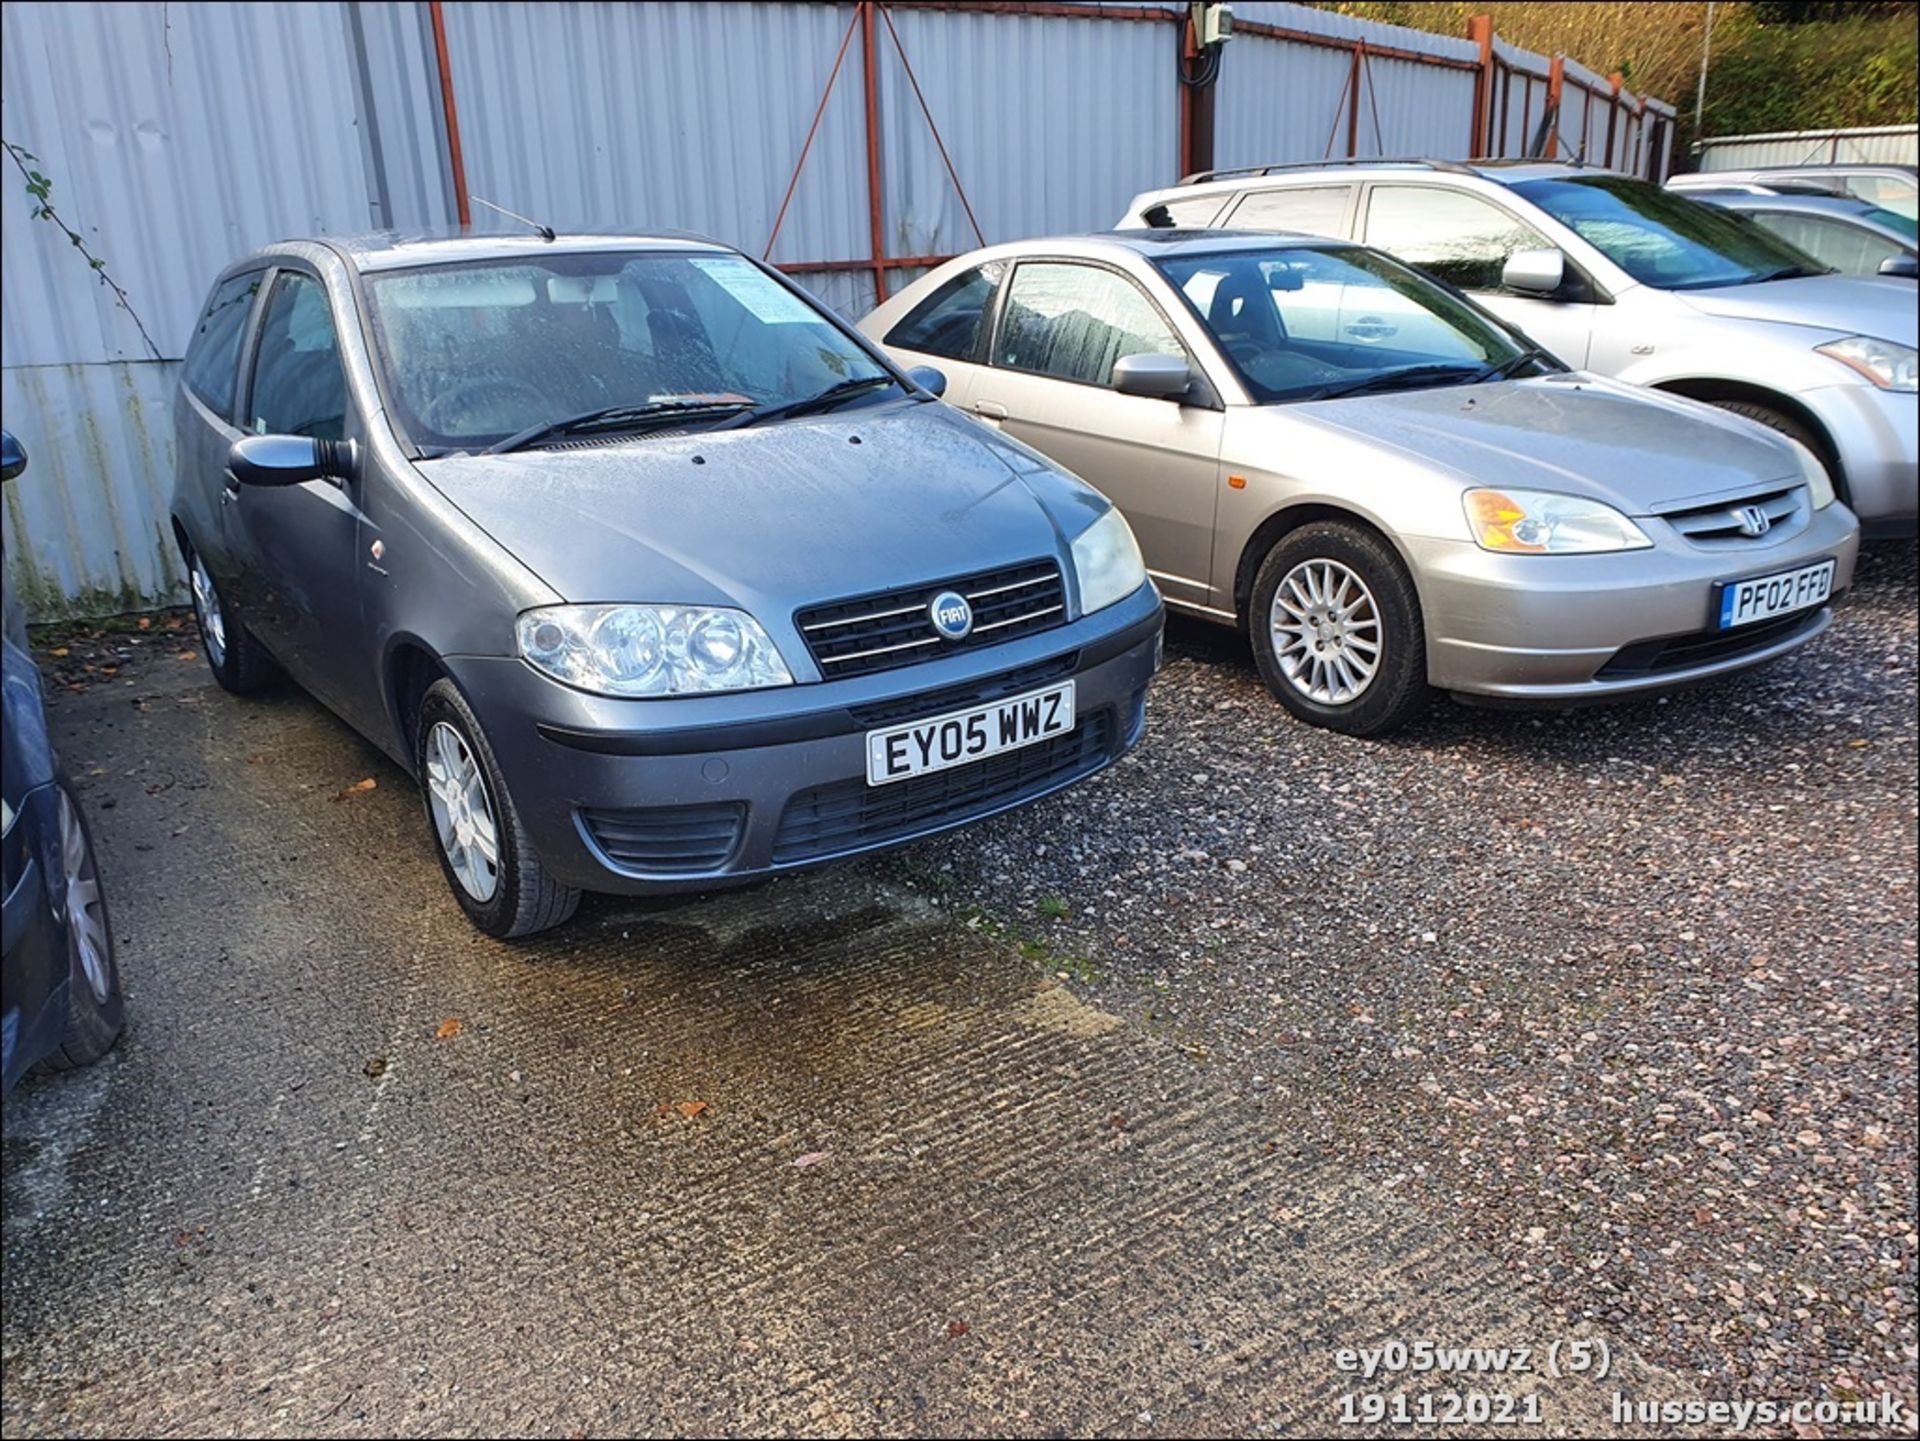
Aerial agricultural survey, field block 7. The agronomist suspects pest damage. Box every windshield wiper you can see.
[1736,264,1829,285]
[712,374,896,431]
[486,398,754,455]
[1307,364,1485,402]
[1468,346,1560,384]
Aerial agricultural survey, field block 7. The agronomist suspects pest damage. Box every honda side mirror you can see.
[1111,353,1193,401]
[1878,252,1918,279]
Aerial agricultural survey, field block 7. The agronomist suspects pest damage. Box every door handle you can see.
[971,400,1008,421]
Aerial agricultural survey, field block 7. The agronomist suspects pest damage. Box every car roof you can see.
[1691,190,1886,216]
[1154,159,1626,199]
[250,228,736,273]
[986,229,1362,262]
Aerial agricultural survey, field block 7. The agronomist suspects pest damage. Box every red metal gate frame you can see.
[424,2,1673,298]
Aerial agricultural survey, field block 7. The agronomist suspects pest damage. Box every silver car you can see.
[1122,161,1918,536]
[170,232,1161,936]
[863,231,1859,736]
[1667,163,1918,221]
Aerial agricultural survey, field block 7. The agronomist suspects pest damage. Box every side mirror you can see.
[1111,353,1193,401]
[1502,248,1567,296]
[0,430,25,483]
[226,434,357,488]
[906,363,948,398]
[1877,252,1918,278]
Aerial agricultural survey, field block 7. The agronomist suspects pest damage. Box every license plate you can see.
[866,681,1075,786]
[1715,559,1836,630]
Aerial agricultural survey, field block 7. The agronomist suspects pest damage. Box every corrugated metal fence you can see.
[0,0,1673,619]
[1695,124,1919,171]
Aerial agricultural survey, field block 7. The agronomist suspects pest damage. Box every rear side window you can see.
[996,262,1184,387]
[886,261,1003,361]
[1364,186,1547,292]
[182,271,263,420]
[1748,212,1903,276]
[1226,186,1352,238]
[247,272,348,440]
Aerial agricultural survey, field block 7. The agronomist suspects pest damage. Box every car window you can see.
[1362,186,1550,292]
[362,252,885,451]
[182,271,264,421]
[995,262,1185,387]
[247,272,348,441]
[1157,244,1533,405]
[1149,195,1231,226]
[1511,175,1828,289]
[1746,211,1903,276]
[885,261,1004,361]
[1843,173,1919,220]
[1227,186,1352,238]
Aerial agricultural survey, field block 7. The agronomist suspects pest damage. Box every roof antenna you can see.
[470,195,555,242]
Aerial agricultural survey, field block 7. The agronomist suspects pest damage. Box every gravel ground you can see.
[885,541,1920,1424]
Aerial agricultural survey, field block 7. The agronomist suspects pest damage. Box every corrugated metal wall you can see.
[1,0,1673,620]
[1696,124,1919,171]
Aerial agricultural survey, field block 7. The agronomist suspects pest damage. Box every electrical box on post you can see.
[1197,2,1234,48]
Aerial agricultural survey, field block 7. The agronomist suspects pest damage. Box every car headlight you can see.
[1070,506,1148,614]
[1464,488,1652,554]
[1787,437,1837,510]
[516,605,793,697]
[1815,335,1918,392]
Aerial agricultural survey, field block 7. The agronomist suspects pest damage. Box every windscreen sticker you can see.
[687,258,823,325]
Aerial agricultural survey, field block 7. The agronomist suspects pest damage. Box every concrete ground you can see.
[3,552,1913,1438]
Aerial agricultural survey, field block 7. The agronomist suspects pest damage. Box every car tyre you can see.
[415,678,580,938]
[186,542,279,693]
[1249,522,1428,737]
[1705,401,1843,503]
[34,781,126,1072]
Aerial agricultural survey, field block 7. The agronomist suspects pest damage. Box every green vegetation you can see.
[1308,2,1918,136]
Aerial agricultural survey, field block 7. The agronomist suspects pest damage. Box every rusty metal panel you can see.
[1696,125,1919,171]
[1,361,185,617]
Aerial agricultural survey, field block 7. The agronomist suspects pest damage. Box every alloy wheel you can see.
[58,789,113,1002]
[425,721,500,902]
[190,554,227,669]
[1269,558,1383,706]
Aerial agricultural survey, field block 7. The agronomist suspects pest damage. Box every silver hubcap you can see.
[190,554,226,668]
[425,722,500,902]
[1270,558,1383,706]
[59,789,113,1002]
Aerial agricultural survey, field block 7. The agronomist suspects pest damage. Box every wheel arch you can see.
[382,634,452,777]
[1231,502,1424,625]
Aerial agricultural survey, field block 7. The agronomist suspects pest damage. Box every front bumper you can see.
[1407,502,1860,703]
[1802,382,1919,536]
[445,584,1163,894]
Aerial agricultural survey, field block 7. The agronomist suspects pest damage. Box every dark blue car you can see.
[2,429,124,1091]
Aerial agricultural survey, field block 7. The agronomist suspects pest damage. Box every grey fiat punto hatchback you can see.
[171,233,1161,936]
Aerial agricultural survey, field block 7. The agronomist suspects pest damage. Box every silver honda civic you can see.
[169,232,1161,936]
[863,230,1860,736]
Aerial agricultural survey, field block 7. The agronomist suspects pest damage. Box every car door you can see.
[873,259,1006,409]
[226,267,375,727]
[176,269,268,583]
[968,260,1224,611]
[1360,183,1601,367]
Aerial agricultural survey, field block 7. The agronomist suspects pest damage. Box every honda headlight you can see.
[1788,438,1837,510]
[1070,506,1148,614]
[517,605,793,697]
[1815,335,1918,392]
[1464,488,1652,554]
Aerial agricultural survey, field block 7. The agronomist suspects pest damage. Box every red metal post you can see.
[1467,14,1495,157]
[1604,73,1623,168]
[1346,41,1364,159]
[1544,56,1565,159]
[860,2,889,306]
[428,1,471,228]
